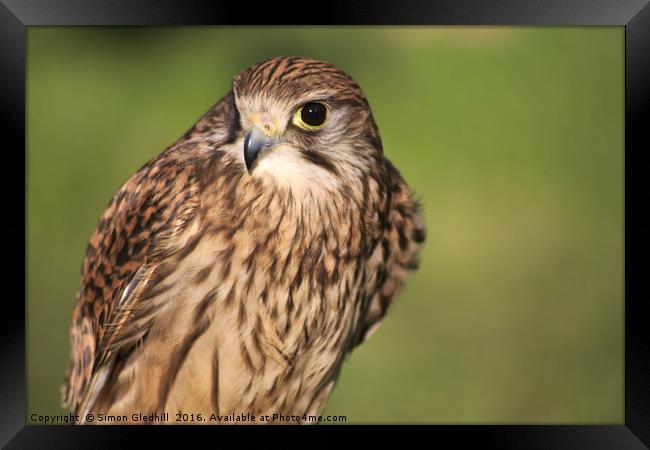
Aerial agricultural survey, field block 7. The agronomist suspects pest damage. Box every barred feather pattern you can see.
[62,56,425,423]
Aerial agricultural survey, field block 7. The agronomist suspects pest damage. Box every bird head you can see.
[230,56,384,190]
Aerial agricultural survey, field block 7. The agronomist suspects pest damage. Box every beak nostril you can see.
[264,123,272,133]
[244,126,282,172]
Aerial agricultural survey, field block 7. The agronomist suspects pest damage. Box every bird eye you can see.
[293,102,328,130]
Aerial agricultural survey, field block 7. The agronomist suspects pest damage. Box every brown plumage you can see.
[62,56,425,424]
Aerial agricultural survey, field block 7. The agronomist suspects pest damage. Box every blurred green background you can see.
[27,27,623,424]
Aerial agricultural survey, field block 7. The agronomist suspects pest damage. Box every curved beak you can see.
[244,126,281,172]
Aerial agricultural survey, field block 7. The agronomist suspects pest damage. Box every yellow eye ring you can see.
[292,102,329,131]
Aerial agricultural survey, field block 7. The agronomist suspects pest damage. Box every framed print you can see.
[3,0,649,447]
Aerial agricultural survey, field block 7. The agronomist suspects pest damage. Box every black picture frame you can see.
[4,0,649,447]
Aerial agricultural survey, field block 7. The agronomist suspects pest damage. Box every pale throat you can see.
[224,138,344,195]
[254,144,343,191]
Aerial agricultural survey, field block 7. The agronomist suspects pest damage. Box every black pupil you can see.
[301,103,327,127]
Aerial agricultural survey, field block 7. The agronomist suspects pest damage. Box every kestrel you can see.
[62,56,425,424]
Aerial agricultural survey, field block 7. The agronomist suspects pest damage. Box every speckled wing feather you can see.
[352,158,426,348]
[61,93,236,414]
